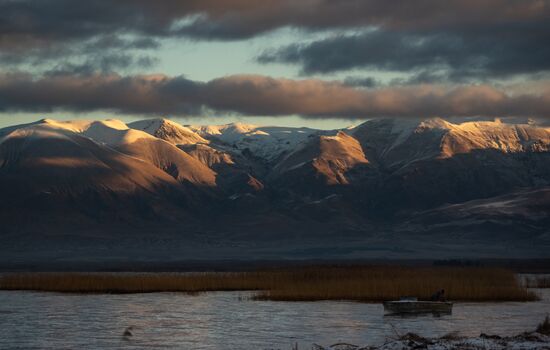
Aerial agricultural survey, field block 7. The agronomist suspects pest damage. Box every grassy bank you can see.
[0,267,538,301]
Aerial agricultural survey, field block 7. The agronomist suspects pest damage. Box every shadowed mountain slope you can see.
[1,117,549,261]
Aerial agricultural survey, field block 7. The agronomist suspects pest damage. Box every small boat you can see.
[383,297,453,314]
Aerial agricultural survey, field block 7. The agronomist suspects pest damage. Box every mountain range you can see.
[1,117,549,265]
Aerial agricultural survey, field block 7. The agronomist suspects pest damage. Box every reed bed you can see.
[0,267,538,302]
[253,267,537,302]
[0,272,274,294]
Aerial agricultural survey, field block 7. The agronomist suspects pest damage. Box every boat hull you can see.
[383,301,453,314]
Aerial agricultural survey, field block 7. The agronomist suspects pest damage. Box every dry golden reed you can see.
[252,267,537,302]
[0,267,538,302]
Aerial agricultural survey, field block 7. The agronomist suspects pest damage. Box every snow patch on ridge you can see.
[188,122,318,161]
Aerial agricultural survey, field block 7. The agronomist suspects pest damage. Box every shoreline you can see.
[303,331,550,350]
[304,317,550,349]
[1,259,550,273]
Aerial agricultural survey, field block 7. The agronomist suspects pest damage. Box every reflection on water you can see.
[0,289,548,349]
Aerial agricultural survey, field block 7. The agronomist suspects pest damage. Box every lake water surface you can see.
[0,289,548,349]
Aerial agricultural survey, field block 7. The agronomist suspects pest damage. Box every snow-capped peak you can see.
[187,122,317,161]
[128,118,209,145]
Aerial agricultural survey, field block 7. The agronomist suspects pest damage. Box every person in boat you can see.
[430,289,446,301]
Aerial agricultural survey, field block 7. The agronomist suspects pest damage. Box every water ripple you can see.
[0,289,548,349]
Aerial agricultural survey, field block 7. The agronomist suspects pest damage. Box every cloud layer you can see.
[0,1,548,120]
[1,0,545,42]
[1,73,548,118]
[258,23,550,80]
[1,0,548,80]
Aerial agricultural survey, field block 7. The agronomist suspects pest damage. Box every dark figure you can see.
[123,326,134,338]
[430,289,446,301]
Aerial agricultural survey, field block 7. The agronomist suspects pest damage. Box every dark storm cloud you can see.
[258,22,550,79]
[0,0,548,79]
[0,1,163,72]
[0,73,548,118]
[1,0,545,42]
[0,34,161,74]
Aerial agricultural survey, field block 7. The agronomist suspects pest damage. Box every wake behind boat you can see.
[383,297,453,314]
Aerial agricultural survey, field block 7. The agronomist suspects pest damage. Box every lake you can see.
[0,289,548,349]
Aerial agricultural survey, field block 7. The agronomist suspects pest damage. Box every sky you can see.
[0,0,549,129]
